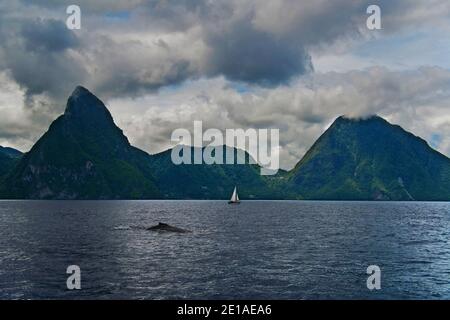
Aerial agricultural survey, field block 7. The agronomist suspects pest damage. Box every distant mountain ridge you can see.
[0,146,22,158]
[1,86,449,200]
[0,146,22,178]
[148,145,277,199]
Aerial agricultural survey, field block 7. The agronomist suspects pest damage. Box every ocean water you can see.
[0,200,449,300]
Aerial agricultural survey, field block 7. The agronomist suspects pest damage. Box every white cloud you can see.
[0,72,54,151]
[106,67,450,170]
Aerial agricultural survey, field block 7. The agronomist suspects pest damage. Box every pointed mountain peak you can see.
[64,86,113,123]
[58,86,130,148]
[71,85,91,97]
[67,86,103,105]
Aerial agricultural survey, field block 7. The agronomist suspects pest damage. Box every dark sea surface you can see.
[0,200,449,300]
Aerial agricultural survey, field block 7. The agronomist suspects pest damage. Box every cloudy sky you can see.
[1,0,450,169]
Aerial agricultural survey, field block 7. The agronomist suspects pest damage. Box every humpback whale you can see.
[147,222,191,233]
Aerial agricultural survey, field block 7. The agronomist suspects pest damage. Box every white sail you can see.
[229,186,240,203]
[230,186,238,202]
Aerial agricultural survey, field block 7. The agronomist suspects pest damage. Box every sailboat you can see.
[228,186,240,204]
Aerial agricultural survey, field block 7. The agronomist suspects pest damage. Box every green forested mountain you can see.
[149,146,278,199]
[288,116,450,200]
[0,86,160,199]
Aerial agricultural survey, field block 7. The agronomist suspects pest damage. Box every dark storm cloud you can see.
[1,0,450,103]
[0,16,86,101]
[21,19,79,52]
[139,0,315,85]
[4,0,316,93]
[203,18,313,86]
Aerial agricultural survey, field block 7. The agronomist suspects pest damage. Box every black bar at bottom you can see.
[0,300,446,319]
